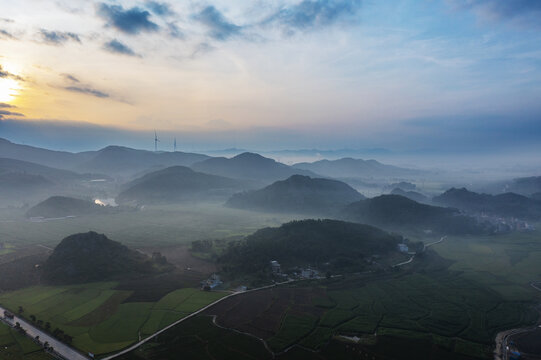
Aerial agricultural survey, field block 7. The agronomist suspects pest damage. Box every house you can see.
[397,243,409,253]
[201,274,222,290]
[270,260,281,274]
[300,268,318,278]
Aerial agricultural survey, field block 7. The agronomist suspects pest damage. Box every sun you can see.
[0,78,21,103]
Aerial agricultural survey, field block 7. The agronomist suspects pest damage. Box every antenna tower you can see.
[154,131,159,152]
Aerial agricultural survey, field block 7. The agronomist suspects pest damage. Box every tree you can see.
[30,314,36,322]
[37,319,43,327]
[43,341,49,349]
[17,306,23,314]
[45,322,51,331]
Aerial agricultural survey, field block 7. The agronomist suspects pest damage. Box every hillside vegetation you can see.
[26,196,109,218]
[42,232,167,284]
[219,219,401,275]
[433,187,541,220]
[117,166,249,204]
[342,195,485,235]
[226,175,364,214]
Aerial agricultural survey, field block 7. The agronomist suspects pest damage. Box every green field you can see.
[433,230,541,299]
[0,321,53,360]
[152,229,541,359]
[0,283,227,357]
[0,203,301,248]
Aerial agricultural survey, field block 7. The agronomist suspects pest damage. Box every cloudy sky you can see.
[0,0,540,154]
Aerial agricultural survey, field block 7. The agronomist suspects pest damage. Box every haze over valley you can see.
[1,1,541,359]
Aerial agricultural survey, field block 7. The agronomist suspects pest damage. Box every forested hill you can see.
[226,175,364,214]
[42,232,166,284]
[219,219,401,274]
[342,194,486,235]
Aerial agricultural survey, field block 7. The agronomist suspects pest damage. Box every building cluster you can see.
[475,214,536,233]
[270,260,321,280]
[201,274,222,291]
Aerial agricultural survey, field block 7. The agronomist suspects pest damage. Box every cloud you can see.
[40,29,81,45]
[191,42,215,58]
[167,22,184,39]
[0,109,24,120]
[0,103,15,108]
[64,86,109,98]
[262,0,362,33]
[145,1,174,17]
[62,73,80,83]
[193,6,242,41]
[0,65,23,81]
[448,0,541,27]
[97,3,159,35]
[0,29,14,40]
[103,39,140,57]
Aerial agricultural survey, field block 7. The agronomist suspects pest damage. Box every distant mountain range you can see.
[77,145,210,177]
[192,152,318,183]
[390,188,429,204]
[0,138,209,178]
[292,158,425,178]
[0,157,103,201]
[226,175,365,214]
[42,232,167,284]
[342,194,485,234]
[117,166,251,204]
[26,196,111,218]
[433,187,541,220]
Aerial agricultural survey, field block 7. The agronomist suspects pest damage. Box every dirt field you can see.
[204,287,326,340]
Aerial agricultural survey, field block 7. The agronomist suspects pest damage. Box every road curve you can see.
[0,305,89,360]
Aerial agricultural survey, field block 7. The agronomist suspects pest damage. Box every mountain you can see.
[507,176,541,196]
[117,166,250,204]
[0,138,211,179]
[532,192,541,201]
[26,196,110,218]
[342,195,484,234]
[292,158,425,178]
[390,188,429,204]
[191,152,317,183]
[0,157,85,182]
[219,219,401,274]
[0,158,103,201]
[77,146,210,177]
[226,175,364,214]
[0,137,85,170]
[433,188,541,220]
[42,232,161,284]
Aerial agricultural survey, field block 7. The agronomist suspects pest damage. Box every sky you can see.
[0,0,541,155]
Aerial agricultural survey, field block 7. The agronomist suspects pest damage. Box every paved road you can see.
[0,305,89,360]
[393,236,446,267]
[495,282,541,360]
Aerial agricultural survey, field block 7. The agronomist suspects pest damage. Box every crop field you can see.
[106,228,541,360]
[0,203,301,248]
[432,230,541,301]
[0,321,53,360]
[0,282,226,356]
